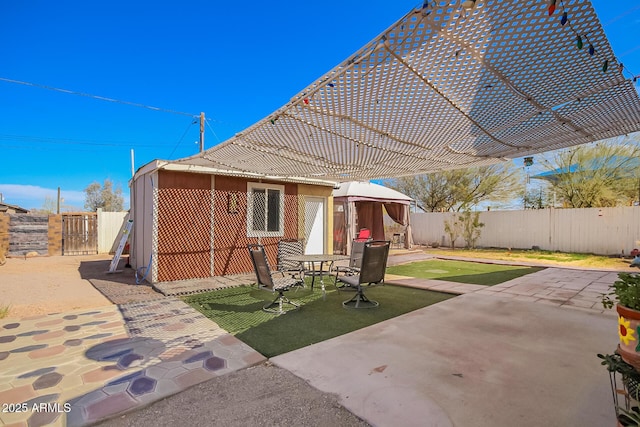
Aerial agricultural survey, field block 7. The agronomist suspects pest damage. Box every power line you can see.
[602,4,640,27]
[0,76,198,117]
[205,118,222,145]
[0,133,178,147]
[168,119,198,159]
[0,144,127,153]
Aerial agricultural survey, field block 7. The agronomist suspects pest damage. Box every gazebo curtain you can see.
[384,202,413,248]
[383,203,406,225]
[335,196,413,254]
[354,201,413,249]
[355,202,385,241]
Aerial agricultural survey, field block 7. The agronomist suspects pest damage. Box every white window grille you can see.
[247,182,285,237]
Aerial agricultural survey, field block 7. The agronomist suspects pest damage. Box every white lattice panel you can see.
[178,0,640,182]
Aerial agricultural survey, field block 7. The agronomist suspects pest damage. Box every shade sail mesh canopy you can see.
[176,0,640,183]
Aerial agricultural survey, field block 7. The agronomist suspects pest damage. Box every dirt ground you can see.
[0,254,115,318]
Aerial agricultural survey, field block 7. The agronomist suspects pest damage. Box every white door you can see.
[304,197,325,254]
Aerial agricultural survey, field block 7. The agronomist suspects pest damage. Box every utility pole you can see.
[57,187,61,214]
[199,112,205,153]
[131,149,135,178]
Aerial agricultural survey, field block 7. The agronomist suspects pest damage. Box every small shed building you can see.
[129,160,335,284]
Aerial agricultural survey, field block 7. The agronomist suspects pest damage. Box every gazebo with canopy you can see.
[333,181,413,255]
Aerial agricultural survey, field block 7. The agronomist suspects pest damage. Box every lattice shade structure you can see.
[175,0,640,182]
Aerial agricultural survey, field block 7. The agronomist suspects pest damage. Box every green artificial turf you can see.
[386,259,543,286]
[184,283,453,357]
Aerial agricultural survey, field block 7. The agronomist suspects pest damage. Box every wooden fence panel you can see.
[7,214,49,256]
[62,213,98,255]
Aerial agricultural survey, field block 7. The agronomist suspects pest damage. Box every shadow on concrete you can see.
[443,267,544,286]
[64,336,169,427]
[79,258,163,305]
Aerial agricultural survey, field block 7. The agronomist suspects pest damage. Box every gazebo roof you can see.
[333,181,413,203]
[176,0,640,184]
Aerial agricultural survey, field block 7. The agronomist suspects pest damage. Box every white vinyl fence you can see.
[410,206,640,256]
[97,210,129,254]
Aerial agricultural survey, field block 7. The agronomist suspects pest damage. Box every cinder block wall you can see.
[0,213,9,255]
[48,215,62,256]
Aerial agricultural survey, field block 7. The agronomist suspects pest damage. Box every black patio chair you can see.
[277,238,305,281]
[337,240,390,309]
[248,244,303,315]
[391,233,404,249]
[333,238,368,291]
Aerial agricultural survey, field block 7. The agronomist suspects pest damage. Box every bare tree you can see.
[84,179,124,212]
[31,196,58,214]
[30,195,73,214]
[523,187,551,209]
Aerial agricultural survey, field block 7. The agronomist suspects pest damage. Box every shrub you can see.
[443,215,462,249]
[0,305,10,319]
[461,211,484,249]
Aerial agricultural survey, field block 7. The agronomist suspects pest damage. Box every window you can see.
[247,183,284,237]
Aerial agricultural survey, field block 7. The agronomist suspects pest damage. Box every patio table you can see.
[284,254,349,296]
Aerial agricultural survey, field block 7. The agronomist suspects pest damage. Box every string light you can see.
[561,12,568,25]
[554,1,637,80]
[461,0,476,11]
[331,0,637,95]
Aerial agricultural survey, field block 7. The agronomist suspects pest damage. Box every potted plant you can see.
[598,353,640,426]
[602,273,640,370]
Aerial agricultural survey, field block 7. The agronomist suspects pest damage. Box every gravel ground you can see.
[96,362,370,427]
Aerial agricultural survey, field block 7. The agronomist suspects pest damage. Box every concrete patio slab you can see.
[272,293,618,427]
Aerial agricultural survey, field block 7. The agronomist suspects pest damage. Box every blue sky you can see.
[1,0,639,211]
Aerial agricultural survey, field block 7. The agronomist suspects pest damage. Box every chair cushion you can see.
[337,274,360,287]
[335,266,359,275]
